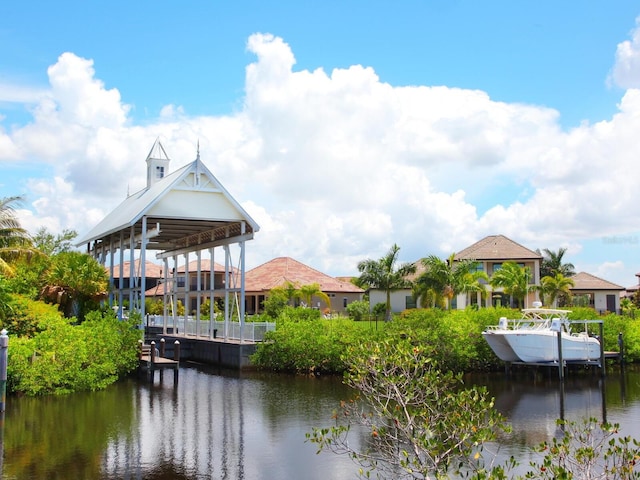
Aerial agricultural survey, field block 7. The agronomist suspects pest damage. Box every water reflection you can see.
[2,364,640,479]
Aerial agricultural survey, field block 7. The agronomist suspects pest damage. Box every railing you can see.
[145,315,275,342]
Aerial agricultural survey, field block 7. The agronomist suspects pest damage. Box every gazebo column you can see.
[183,253,189,334]
[172,254,178,334]
[108,236,115,310]
[209,246,215,339]
[240,221,246,342]
[140,216,147,328]
[196,250,202,337]
[224,246,230,340]
[162,257,169,335]
[118,231,124,320]
[129,226,136,315]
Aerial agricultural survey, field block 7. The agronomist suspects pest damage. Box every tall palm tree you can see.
[413,253,485,309]
[357,244,416,321]
[539,247,575,278]
[0,196,34,275]
[539,273,574,307]
[490,261,533,309]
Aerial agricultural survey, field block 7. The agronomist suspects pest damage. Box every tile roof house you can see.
[454,234,542,308]
[570,271,624,314]
[244,257,364,315]
[369,234,542,313]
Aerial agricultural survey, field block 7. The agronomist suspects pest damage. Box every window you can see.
[156,166,164,179]
[177,276,185,288]
[405,296,416,309]
[343,298,348,308]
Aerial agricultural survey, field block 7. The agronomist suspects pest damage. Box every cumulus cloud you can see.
[609,16,640,89]
[2,32,640,287]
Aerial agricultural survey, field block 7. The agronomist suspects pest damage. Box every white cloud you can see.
[3,32,640,287]
[609,16,640,89]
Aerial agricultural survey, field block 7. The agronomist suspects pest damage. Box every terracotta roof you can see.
[107,260,163,279]
[244,257,364,294]
[455,235,541,261]
[570,272,624,291]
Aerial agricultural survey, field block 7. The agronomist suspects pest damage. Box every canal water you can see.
[2,364,640,479]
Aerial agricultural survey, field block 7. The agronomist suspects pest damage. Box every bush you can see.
[346,300,369,321]
[7,310,140,395]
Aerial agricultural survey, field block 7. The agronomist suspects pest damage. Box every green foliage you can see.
[490,261,533,309]
[346,300,369,321]
[31,227,77,256]
[1,294,69,337]
[251,310,379,373]
[308,339,510,479]
[7,310,140,395]
[357,243,416,321]
[522,417,640,479]
[263,287,290,319]
[41,251,109,321]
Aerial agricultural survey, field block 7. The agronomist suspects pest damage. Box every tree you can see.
[32,227,77,255]
[538,247,575,278]
[40,251,109,320]
[308,339,509,479]
[413,253,487,309]
[490,261,533,309]
[0,196,35,275]
[539,273,574,307]
[298,283,331,310]
[357,244,416,321]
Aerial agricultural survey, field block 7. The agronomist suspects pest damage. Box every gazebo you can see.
[76,139,260,342]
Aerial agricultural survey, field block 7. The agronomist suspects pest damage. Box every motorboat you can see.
[483,307,601,363]
[482,307,558,362]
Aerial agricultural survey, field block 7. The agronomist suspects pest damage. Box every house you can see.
[569,271,624,314]
[368,234,542,312]
[144,259,236,313]
[454,234,542,309]
[243,257,365,315]
[108,260,163,291]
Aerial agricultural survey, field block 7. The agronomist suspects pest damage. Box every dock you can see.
[138,340,180,376]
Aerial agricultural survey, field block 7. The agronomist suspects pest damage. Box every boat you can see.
[483,307,601,363]
[482,307,557,362]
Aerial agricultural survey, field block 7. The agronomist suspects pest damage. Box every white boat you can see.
[483,307,601,363]
[482,308,557,362]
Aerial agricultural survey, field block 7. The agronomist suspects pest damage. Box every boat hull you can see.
[482,331,521,362]
[504,331,600,363]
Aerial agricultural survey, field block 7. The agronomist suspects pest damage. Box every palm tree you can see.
[40,251,109,320]
[413,253,486,309]
[0,196,34,275]
[357,244,416,322]
[539,247,575,278]
[539,273,574,307]
[298,283,332,311]
[490,261,533,309]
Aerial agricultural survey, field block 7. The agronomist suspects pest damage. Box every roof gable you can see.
[244,257,364,294]
[455,235,541,261]
[77,153,259,247]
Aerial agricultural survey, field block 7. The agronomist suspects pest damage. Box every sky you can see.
[2,1,640,288]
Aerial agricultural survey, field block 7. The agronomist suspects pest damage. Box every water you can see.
[2,364,640,479]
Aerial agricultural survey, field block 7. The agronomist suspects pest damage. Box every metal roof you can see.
[76,153,259,257]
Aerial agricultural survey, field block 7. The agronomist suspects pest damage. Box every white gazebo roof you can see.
[77,150,259,256]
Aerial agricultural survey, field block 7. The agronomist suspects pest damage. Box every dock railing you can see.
[145,315,276,342]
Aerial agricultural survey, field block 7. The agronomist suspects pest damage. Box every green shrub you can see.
[345,300,369,321]
[7,310,140,395]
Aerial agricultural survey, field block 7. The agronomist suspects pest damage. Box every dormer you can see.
[145,138,171,189]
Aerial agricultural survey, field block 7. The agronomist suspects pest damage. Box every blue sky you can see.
[2,1,640,288]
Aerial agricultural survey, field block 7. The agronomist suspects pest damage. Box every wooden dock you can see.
[138,341,179,372]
